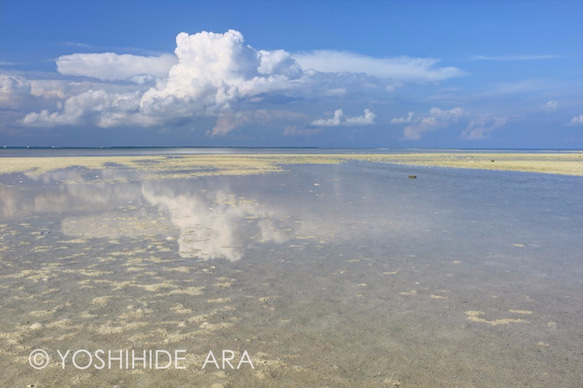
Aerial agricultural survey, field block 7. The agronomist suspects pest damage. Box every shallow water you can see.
[1,155,582,387]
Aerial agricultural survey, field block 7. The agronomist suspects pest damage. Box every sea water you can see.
[0,150,581,387]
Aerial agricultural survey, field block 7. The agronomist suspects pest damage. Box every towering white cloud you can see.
[311,108,376,127]
[140,30,301,115]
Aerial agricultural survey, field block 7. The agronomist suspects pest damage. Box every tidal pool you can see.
[0,151,582,387]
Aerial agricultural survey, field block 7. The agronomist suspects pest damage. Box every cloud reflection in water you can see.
[1,167,303,261]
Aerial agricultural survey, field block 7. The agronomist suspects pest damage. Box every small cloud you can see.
[402,107,464,140]
[542,100,558,113]
[311,109,344,127]
[390,112,414,124]
[62,41,92,48]
[311,108,376,127]
[385,83,403,92]
[209,109,307,136]
[461,115,508,140]
[283,126,321,136]
[479,79,547,96]
[568,115,583,126]
[325,88,347,97]
[345,109,376,125]
[210,113,252,137]
[471,55,558,61]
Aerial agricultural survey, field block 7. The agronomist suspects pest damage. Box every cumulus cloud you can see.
[57,53,178,81]
[461,115,508,140]
[293,50,465,82]
[140,30,301,115]
[311,108,376,127]
[542,100,558,113]
[400,107,464,140]
[568,115,583,126]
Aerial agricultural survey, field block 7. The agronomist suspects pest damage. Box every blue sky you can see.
[1,0,582,148]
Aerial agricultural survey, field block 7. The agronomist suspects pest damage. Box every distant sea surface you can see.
[1,146,579,158]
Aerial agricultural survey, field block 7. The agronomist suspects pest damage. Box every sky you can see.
[1,0,582,148]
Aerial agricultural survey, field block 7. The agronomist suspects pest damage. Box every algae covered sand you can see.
[1,150,582,387]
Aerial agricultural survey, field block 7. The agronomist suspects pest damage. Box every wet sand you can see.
[1,151,582,387]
